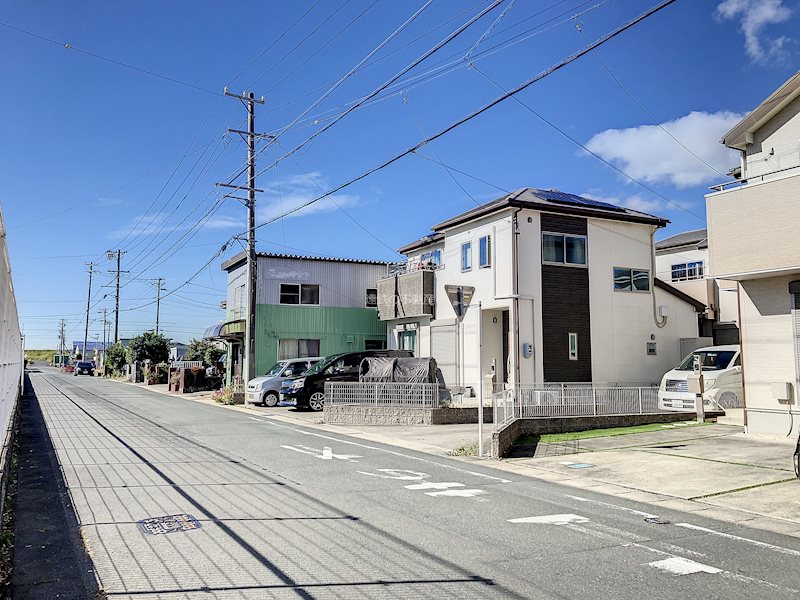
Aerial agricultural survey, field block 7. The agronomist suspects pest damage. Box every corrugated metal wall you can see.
[254,304,386,375]
[257,256,387,308]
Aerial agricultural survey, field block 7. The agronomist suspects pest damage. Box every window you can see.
[365,288,378,308]
[479,235,491,268]
[568,333,578,361]
[279,283,320,305]
[277,339,321,360]
[671,261,704,282]
[398,330,417,354]
[542,233,587,266]
[461,242,472,271]
[365,339,386,350]
[614,268,651,292]
[421,249,442,267]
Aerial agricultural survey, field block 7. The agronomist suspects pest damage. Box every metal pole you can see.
[82,263,94,360]
[245,93,258,389]
[477,301,483,458]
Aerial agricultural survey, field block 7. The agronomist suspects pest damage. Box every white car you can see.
[658,345,742,412]
[246,357,321,406]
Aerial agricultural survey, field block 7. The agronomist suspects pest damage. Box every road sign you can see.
[445,285,475,318]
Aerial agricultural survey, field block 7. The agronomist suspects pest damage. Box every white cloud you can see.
[256,171,359,223]
[584,111,743,188]
[582,191,691,216]
[108,171,358,239]
[716,0,792,63]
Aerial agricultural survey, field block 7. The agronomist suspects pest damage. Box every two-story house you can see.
[378,188,706,393]
[655,228,739,345]
[706,71,800,436]
[214,252,389,389]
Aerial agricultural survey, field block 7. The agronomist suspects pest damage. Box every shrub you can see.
[212,386,236,405]
[183,339,225,367]
[127,331,169,364]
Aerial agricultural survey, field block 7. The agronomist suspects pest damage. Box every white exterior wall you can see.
[588,221,697,383]
[655,248,708,284]
[739,275,800,437]
[744,94,800,179]
[257,256,387,308]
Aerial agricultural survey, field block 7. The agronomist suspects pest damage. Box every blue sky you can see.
[2,0,797,348]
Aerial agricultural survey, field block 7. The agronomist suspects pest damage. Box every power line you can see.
[469,64,706,223]
[249,0,681,234]
[0,20,219,96]
[573,23,726,179]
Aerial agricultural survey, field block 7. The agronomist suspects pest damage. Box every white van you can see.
[658,345,742,412]
[246,357,321,406]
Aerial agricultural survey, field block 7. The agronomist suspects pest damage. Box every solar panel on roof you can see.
[532,189,627,212]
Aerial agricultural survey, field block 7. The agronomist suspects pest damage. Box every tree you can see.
[105,343,127,374]
[183,338,225,366]
[126,331,169,364]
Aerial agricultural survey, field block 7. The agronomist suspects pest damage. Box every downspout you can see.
[736,281,748,431]
[512,209,522,385]
[650,227,667,329]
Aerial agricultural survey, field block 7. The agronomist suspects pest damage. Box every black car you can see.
[73,361,95,376]
[281,350,412,411]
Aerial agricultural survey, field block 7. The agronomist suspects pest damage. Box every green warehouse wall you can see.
[251,304,386,377]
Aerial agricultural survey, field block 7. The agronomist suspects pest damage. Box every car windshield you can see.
[676,350,736,371]
[265,361,288,377]
[77,362,93,368]
[303,355,343,376]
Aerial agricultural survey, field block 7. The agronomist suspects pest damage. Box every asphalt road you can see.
[26,369,800,599]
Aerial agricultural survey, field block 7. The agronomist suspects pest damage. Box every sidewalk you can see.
[105,376,800,538]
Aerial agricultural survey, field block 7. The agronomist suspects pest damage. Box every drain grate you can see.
[138,514,202,536]
[644,517,670,525]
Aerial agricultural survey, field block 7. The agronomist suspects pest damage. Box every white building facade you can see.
[706,71,800,437]
[378,189,706,393]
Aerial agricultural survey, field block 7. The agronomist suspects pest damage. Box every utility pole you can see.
[107,250,126,343]
[217,89,267,387]
[99,308,109,372]
[58,319,66,365]
[82,262,95,360]
[152,278,165,334]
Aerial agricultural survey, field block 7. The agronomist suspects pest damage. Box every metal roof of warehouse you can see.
[221,251,391,272]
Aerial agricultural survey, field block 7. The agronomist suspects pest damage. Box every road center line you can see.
[675,523,800,557]
[260,420,512,483]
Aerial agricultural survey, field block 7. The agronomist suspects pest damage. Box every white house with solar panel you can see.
[376,188,707,392]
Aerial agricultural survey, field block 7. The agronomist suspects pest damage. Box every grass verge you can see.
[449,442,478,457]
[516,421,711,445]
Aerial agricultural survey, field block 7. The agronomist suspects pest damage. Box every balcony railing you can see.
[709,163,800,192]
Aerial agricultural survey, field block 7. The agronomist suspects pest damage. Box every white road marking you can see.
[509,514,589,525]
[675,523,800,557]
[247,417,263,422]
[405,482,464,491]
[648,557,722,576]
[357,469,429,481]
[261,420,512,483]
[564,494,660,519]
[425,489,486,498]
[281,445,362,461]
[559,461,575,465]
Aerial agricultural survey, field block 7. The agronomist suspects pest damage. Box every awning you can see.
[203,319,246,340]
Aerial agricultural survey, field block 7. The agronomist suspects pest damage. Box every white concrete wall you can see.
[744,93,800,179]
[588,220,700,384]
[739,275,800,437]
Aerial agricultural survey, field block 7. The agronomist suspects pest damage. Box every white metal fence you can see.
[326,382,441,409]
[493,383,664,430]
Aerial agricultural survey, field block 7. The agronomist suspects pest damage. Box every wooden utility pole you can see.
[99,308,109,372]
[217,88,267,387]
[58,319,66,364]
[82,262,95,360]
[107,250,126,343]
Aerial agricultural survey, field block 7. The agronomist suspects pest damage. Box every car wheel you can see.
[264,392,279,407]
[308,392,325,412]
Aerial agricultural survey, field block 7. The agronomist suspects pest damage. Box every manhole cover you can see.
[644,517,670,525]
[138,514,202,536]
